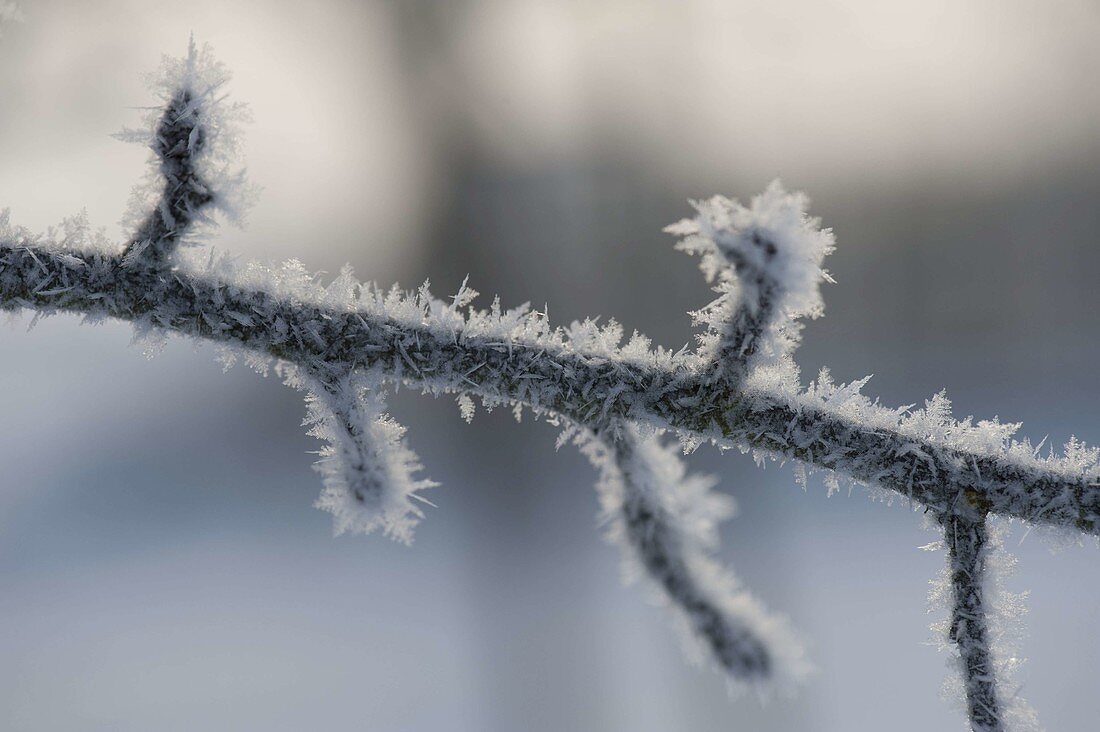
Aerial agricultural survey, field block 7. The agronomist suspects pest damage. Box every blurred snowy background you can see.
[1,1,1099,730]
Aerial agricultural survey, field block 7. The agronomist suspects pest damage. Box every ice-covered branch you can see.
[668,184,834,389]
[121,86,211,262]
[2,235,1094,537]
[577,421,807,688]
[940,512,1003,732]
[115,38,249,266]
[285,366,437,545]
[1,42,1096,728]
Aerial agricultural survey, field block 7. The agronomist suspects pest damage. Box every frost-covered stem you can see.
[313,371,380,499]
[606,422,773,679]
[673,186,834,390]
[711,230,779,388]
[286,365,435,543]
[0,241,1097,537]
[9,41,1098,721]
[122,85,214,264]
[940,512,1003,732]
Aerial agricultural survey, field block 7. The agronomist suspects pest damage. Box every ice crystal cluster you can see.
[1,43,1097,731]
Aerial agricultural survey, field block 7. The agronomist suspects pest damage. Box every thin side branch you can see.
[708,228,780,388]
[583,421,805,684]
[122,86,213,264]
[940,512,1003,732]
[289,367,435,544]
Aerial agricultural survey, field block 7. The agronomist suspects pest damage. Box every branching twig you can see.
[1,41,1095,729]
[1,240,1093,533]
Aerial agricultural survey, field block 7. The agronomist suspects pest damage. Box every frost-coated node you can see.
[1,41,1098,731]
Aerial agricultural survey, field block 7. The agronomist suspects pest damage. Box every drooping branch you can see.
[286,366,437,544]
[577,421,806,686]
[939,512,1003,732]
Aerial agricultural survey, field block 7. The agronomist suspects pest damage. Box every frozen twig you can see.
[3,212,1093,536]
[286,366,437,545]
[672,186,834,390]
[576,420,807,688]
[940,511,1003,732]
[114,37,250,266]
[1,42,1096,728]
